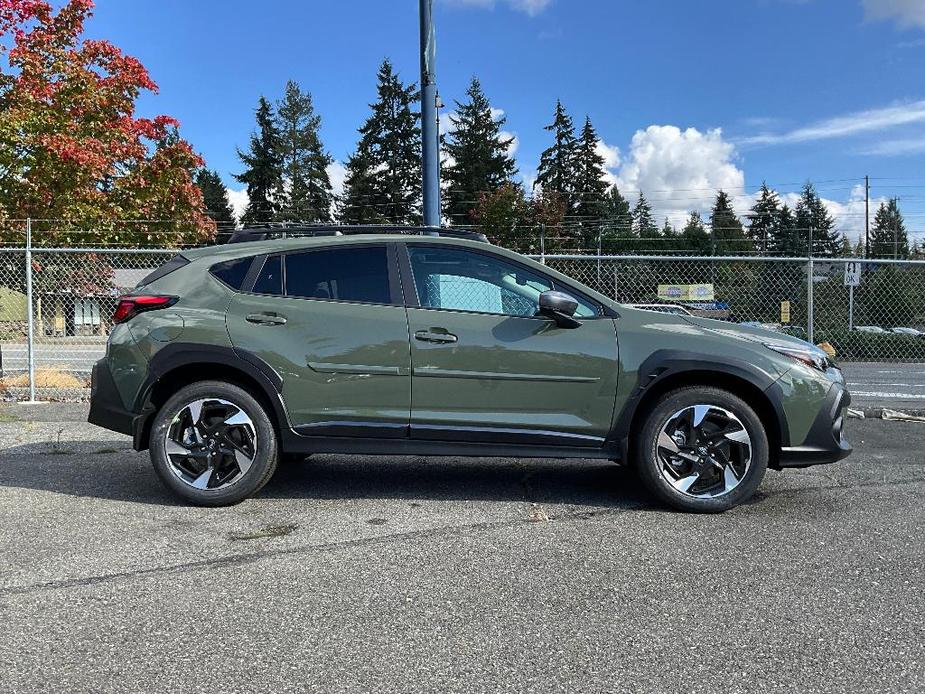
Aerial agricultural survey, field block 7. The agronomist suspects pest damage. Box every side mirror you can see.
[538,291,582,329]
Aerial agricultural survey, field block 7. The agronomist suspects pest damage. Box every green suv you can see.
[89,226,851,512]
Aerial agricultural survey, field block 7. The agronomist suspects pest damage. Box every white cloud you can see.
[595,139,621,185]
[225,187,248,221]
[862,0,925,29]
[741,100,925,146]
[327,160,348,198]
[443,0,553,16]
[859,137,925,156]
[614,125,745,226]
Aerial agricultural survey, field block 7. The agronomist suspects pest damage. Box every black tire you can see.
[633,386,769,513]
[149,381,278,506]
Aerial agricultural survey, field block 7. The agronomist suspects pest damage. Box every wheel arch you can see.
[613,352,788,470]
[132,344,288,451]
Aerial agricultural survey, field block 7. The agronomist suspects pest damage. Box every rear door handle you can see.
[246,312,287,326]
[414,330,457,344]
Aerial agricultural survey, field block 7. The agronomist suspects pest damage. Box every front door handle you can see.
[246,312,287,326]
[415,329,457,344]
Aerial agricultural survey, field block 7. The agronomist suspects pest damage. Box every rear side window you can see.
[210,257,254,290]
[138,255,189,287]
[285,247,391,304]
[252,255,282,296]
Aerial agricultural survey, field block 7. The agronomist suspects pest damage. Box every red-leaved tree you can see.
[0,0,215,247]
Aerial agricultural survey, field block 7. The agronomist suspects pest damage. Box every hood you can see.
[682,315,813,348]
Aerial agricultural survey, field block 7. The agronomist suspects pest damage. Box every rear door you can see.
[402,243,619,447]
[226,244,412,437]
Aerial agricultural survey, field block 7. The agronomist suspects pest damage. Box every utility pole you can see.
[864,175,870,258]
[419,0,441,228]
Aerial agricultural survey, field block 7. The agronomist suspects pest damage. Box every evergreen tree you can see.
[573,117,610,221]
[769,203,801,256]
[443,77,517,225]
[710,191,752,255]
[275,80,333,222]
[795,183,841,256]
[681,211,711,254]
[870,198,908,259]
[633,193,660,253]
[235,96,283,225]
[748,182,781,254]
[600,186,634,253]
[340,59,421,225]
[534,100,579,210]
[194,169,236,228]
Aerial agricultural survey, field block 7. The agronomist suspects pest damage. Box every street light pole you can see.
[419,0,441,228]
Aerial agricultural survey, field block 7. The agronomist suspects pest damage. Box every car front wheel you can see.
[634,386,769,513]
[149,381,278,506]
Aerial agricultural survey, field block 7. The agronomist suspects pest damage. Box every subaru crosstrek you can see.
[89,226,852,512]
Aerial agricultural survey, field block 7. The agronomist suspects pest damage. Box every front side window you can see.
[408,246,598,317]
[285,246,392,304]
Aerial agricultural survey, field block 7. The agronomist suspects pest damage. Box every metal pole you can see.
[864,175,870,259]
[807,225,814,344]
[540,224,546,265]
[596,227,602,287]
[25,218,36,403]
[419,0,441,228]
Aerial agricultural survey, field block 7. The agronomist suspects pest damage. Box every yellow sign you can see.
[781,300,791,324]
[656,283,715,302]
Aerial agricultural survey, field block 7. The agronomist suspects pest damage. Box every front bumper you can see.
[777,382,852,468]
[87,359,135,437]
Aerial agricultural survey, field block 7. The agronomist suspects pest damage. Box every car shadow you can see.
[0,438,653,509]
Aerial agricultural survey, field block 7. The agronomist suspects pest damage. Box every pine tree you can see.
[573,117,610,220]
[633,193,660,253]
[870,198,908,259]
[275,80,333,222]
[535,100,579,210]
[599,186,633,253]
[235,96,283,225]
[769,203,801,256]
[194,169,236,228]
[710,191,752,255]
[795,183,841,256]
[681,211,711,254]
[748,182,781,254]
[443,77,517,225]
[340,59,421,225]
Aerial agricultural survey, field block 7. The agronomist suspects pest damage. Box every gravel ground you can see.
[0,403,922,693]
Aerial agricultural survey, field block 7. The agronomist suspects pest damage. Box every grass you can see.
[0,368,86,390]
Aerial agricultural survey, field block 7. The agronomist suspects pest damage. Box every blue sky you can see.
[85,0,925,241]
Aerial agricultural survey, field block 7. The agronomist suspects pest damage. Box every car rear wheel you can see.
[634,386,768,513]
[149,381,278,506]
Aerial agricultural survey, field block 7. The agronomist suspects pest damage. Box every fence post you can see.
[806,256,815,344]
[25,218,37,403]
[540,224,546,265]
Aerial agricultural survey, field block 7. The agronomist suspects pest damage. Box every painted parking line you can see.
[850,391,925,399]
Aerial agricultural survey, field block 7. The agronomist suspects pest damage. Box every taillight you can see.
[112,295,178,324]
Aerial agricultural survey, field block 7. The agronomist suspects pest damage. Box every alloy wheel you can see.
[655,404,752,499]
[164,398,258,491]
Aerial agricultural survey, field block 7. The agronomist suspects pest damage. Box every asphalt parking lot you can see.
[0,403,923,693]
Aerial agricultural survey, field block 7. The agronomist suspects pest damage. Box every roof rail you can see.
[222,223,488,245]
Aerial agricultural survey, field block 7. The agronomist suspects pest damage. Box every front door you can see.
[403,244,619,447]
[226,244,411,437]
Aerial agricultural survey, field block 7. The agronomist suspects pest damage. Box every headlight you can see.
[764,342,830,371]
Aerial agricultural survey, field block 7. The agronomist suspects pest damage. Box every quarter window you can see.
[209,257,253,291]
[285,246,391,304]
[252,255,282,296]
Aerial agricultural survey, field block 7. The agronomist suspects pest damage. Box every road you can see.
[0,403,922,693]
[0,340,104,375]
[839,362,925,410]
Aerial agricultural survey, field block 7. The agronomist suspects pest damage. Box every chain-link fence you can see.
[3,230,925,401]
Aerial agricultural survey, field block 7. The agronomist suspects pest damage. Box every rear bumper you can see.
[87,359,135,438]
[777,383,852,468]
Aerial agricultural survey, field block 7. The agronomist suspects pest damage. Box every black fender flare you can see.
[131,343,288,450]
[608,349,789,460]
